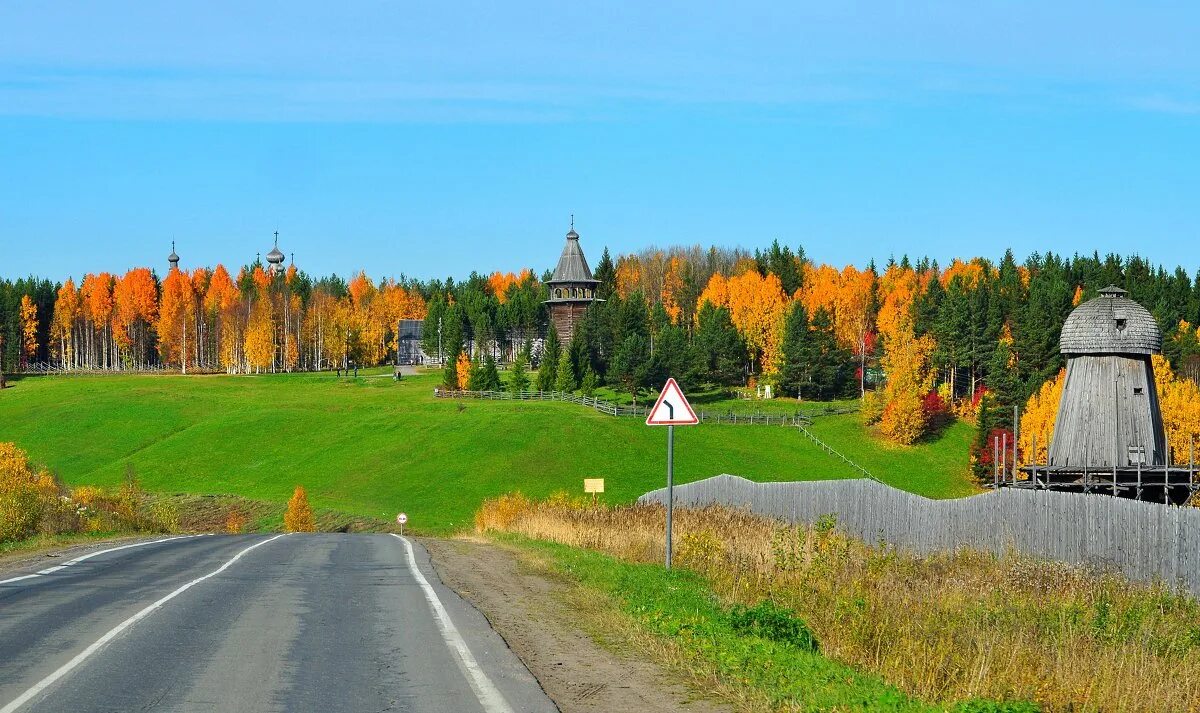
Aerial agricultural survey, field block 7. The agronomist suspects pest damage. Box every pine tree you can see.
[554,349,576,392]
[594,247,616,300]
[537,325,561,391]
[580,366,598,396]
[442,356,460,390]
[481,354,502,391]
[466,356,486,391]
[612,333,651,405]
[507,345,531,392]
[693,303,746,387]
[649,324,691,390]
[779,303,812,398]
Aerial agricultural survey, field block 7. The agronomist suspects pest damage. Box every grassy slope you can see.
[0,370,976,532]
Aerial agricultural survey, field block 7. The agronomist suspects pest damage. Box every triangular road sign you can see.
[646,378,699,426]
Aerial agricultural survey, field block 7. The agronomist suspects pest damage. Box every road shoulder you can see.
[422,536,731,713]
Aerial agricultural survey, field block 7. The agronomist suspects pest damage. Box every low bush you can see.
[727,600,819,652]
[0,442,177,544]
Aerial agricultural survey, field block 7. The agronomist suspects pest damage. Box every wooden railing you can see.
[434,388,858,426]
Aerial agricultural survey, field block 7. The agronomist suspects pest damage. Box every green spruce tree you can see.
[554,348,576,392]
[536,326,561,391]
[481,354,502,391]
[507,344,531,392]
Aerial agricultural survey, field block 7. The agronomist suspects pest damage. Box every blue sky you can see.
[1,2,1197,281]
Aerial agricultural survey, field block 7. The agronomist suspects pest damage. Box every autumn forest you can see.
[4,243,1200,476]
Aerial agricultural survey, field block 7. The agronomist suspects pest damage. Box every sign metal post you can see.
[646,377,698,570]
[666,424,674,568]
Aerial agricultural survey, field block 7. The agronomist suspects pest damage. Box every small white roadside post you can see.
[646,378,699,569]
[396,512,408,537]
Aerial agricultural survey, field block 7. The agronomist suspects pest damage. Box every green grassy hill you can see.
[0,370,978,533]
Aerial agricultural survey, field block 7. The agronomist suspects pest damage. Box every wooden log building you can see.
[544,221,602,343]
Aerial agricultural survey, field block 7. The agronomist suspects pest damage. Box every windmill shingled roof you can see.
[1059,286,1162,355]
[549,228,597,284]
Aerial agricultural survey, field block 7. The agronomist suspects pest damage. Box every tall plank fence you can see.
[638,474,1200,595]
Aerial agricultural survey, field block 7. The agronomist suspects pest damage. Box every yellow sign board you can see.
[584,478,605,494]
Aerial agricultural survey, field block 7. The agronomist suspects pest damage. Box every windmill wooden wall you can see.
[1049,355,1166,467]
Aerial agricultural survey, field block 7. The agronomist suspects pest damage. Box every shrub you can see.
[880,389,927,445]
[226,510,247,534]
[728,600,820,652]
[861,390,886,425]
[284,485,315,532]
[474,492,534,532]
[0,442,59,543]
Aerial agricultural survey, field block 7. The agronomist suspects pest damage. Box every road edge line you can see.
[393,534,516,713]
[0,534,285,713]
[0,534,205,586]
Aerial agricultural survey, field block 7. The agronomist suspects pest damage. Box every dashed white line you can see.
[0,534,285,713]
[0,535,207,587]
[393,534,515,713]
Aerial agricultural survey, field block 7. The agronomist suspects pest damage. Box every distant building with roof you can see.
[544,219,602,343]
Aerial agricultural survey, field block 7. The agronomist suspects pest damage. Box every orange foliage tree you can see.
[51,279,80,368]
[1153,355,1200,464]
[878,322,937,445]
[614,255,642,299]
[1019,369,1066,463]
[244,297,276,372]
[284,485,316,532]
[699,270,787,379]
[456,351,471,390]
[204,265,242,372]
[157,268,197,371]
[18,295,38,367]
[112,268,159,367]
[660,256,686,323]
[80,272,116,369]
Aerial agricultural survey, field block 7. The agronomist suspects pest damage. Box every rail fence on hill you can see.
[638,474,1200,595]
[15,362,171,375]
[433,388,857,425]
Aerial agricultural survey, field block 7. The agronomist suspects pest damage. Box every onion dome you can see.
[266,231,285,266]
[1059,285,1162,356]
[167,241,180,269]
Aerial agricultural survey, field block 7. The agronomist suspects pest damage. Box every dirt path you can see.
[423,537,731,713]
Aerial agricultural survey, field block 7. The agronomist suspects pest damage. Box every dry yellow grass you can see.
[477,494,1200,712]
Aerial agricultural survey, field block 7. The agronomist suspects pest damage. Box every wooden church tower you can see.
[1049,286,1166,468]
[545,220,602,343]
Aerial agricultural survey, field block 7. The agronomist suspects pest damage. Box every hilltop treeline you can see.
[4,245,1200,453]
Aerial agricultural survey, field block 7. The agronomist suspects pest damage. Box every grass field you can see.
[0,369,978,533]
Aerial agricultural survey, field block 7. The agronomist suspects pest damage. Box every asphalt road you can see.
[0,534,558,713]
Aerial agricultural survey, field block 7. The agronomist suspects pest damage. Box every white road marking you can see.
[393,534,516,713]
[0,534,285,713]
[0,535,206,587]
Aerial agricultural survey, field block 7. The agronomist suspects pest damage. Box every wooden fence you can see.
[638,474,1200,595]
[433,388,856,425]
